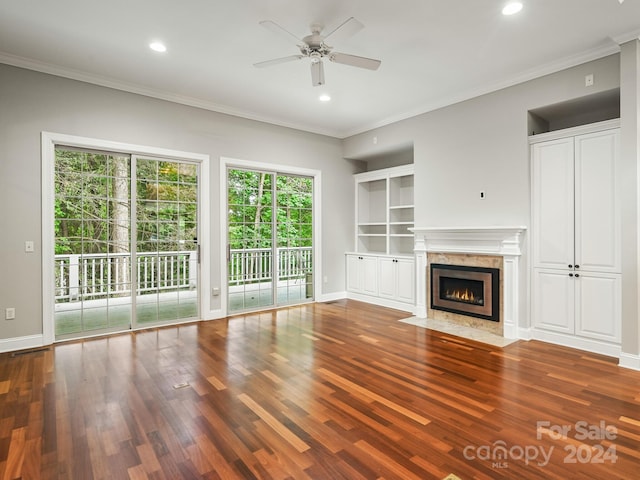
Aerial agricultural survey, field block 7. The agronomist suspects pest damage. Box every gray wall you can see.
[0,63,354,343]
[343,53,634,353]
[344,54,621,229]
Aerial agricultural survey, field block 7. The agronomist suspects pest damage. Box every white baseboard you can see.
[204,309,225,321]
[517,327,533,341]
[317,291,346,303]
[531,329,621,358]
[0,334,47,354]
[619,352,640,371]
[346,292,414,314]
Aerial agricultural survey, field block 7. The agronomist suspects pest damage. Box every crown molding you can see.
[0,28,631,141]
[342,41,622,138]
[0,52,341,138]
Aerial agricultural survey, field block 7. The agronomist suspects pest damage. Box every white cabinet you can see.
[348,165,415,313]
[531,122,621,351]
[532,269,621,343]
[346,254,378,296]
[346,253,415,310]
[378,257,415,304]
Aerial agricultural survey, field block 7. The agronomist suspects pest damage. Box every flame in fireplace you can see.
[445,288,484,305]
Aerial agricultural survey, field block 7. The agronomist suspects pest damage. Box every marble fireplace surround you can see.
[410,226,526,339]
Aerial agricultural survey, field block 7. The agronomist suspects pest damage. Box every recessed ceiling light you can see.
[319,94,331,102]
[502,2,523,15]
[149,42,167,53]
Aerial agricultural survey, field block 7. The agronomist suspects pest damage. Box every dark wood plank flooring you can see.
[1,299,639,479]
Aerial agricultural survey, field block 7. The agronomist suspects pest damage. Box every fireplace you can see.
[430,263,500,322]
[411,226,525,338]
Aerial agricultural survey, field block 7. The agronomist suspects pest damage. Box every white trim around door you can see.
[41,132,211,345]
[219,157,322,317]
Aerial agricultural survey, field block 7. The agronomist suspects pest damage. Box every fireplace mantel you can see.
[410,226,526,256]
[410,226,527,339]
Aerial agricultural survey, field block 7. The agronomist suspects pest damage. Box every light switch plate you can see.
[25,241,34,253]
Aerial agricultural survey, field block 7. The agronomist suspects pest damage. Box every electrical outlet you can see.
[585,74,594,87]
[25,241,34,253]
[5,308,16,320]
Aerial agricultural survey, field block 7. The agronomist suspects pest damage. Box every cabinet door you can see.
[575,272,621,343]
[531,138,575,270]
[395,258,415,304]
[361,256,379,296]
[532,268,574,334]
[378,257,396,299]
[574,130,620,273]
[346,254,362,293]
[378,257,415,303]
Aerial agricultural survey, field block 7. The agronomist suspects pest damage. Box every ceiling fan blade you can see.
[310,60,325,86]
[323,17,364,44]
[259,20,303,45]
[254,55,304,68]
[329,52,381,70]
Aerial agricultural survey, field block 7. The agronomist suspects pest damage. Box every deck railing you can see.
[55,251,197,302]
[228,246,312,286]
[55,246,312,301]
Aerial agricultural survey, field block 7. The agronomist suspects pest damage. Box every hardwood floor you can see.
[1,299,639,479]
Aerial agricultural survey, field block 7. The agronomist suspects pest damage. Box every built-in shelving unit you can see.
[354,164,414,256]
[346,164,415,313]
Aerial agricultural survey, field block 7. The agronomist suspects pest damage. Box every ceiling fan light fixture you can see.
[255,17,380,86]
[311,60,325,86]
[502,2,523,15]
[149,41,167,53]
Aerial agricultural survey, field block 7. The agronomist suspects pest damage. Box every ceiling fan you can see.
[254,17,381,86]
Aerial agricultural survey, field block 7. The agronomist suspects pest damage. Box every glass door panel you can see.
[227,168,313,313]
[227,169,274,311]
[54,148,200,341]
[134,158,200,328]
[276,174,314,305]
[54,149,133,339]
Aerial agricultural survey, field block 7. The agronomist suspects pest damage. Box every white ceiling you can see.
[1,1,639,138]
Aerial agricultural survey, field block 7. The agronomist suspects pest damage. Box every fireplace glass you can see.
[430,263,499,321]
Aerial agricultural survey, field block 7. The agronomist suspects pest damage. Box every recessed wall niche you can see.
[528,88,620,136]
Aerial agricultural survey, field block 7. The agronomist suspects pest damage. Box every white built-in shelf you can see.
[354,165,414,255]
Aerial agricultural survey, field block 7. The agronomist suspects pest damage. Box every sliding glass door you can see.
[53,148,200,340]
[134,157,199,325]
[227,168,313,312]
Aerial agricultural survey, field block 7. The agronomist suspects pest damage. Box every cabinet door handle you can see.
[568,264,573,269]
[575,273,580,278]
[574,265,580,269]
[569,273,574,277]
